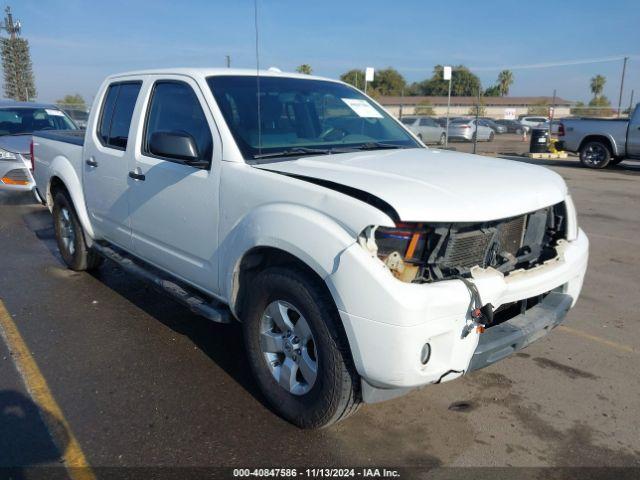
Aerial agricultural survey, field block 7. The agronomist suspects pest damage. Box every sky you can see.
[14,0,640,106]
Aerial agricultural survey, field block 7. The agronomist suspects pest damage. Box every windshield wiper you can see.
[253,147,333,159]
[355,142,405,150]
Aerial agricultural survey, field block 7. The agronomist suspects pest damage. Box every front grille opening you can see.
[413,202,567,283]
[489,291,552,327]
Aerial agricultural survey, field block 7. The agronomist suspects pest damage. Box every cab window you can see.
[98,82,142,150]
[143,81,213,166]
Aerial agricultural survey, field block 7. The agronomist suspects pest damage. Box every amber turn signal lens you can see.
[1,177,29,186]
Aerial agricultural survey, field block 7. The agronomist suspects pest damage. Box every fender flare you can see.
[47,156,95,240]
[220,203,360,315]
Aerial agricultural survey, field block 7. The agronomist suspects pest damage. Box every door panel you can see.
[128,77,222,293]
[83,81,142,249]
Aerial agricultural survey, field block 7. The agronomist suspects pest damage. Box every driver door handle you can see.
[85,157,98,167]
[128,168,145,181]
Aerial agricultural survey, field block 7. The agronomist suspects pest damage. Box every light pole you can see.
[617,56,628,118]
[443,66,452,148]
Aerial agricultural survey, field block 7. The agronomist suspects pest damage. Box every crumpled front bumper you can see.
[467,291,572,372]
[332,228,588,399]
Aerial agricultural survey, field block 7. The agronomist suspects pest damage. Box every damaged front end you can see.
[359,201,569,284]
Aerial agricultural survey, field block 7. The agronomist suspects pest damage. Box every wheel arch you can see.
[46,158,95,240]
[578,135,617,157]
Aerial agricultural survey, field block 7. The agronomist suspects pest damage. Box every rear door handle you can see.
[128,168,145,181]
[85,157,98,167]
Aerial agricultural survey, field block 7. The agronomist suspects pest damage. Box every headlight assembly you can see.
[0,148,18,161]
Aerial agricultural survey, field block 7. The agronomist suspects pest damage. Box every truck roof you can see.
[107,67,339,84]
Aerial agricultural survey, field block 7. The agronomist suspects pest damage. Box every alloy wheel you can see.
[260,300,318,395]
[58,207,76,256]
[583,144,607,166]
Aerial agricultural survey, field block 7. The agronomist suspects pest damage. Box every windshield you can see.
[207,75,419,160]
[0,107,77,136]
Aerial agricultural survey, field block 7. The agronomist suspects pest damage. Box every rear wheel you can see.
[53,190,101,271]
[580,141,611,169]
[242,267,361,429]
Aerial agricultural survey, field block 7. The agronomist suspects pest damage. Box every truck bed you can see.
[34,129,85,146]
[32,130,85,198]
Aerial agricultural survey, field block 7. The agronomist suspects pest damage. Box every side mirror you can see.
[149,131,207,167]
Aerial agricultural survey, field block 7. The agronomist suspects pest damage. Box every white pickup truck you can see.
[33,68,589,428]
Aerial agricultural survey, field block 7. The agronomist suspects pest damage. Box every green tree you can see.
[371,67,406,96]
[416,65,481,96]
[414,100,434,115]
[484,85,501,97]
[497,70,514,96]
[340,69,365,90]
[590,75,606,99]
[295,64,312,75]
[56,94,86,110]
[0,7,36,102]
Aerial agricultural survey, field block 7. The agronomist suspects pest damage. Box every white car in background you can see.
[519,116,549,129]
[447,118,495,142]
[399,116,446,145]
[0,101,77,196]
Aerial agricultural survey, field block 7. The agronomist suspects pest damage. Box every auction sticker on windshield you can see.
[341,98,383,118]
[45,109,65,116]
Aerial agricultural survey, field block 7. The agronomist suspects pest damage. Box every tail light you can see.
[29,140,35,171]
[557,123,565,137]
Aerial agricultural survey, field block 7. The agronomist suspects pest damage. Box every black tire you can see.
[579,141,611,169]
[52,190,102,271]
[242,266,360,429]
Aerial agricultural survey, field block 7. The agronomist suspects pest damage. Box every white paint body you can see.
[33,69,588,391]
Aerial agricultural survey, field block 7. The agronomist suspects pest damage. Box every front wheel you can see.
[53,190,102,271]
[242,267,361,428]
[580,141,611,169]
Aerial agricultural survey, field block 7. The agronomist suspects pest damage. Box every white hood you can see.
[257,148,567,223]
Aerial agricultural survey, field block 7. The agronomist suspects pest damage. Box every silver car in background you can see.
[447,118,494,142]
[0,101,77,195]
[400,116,446,145]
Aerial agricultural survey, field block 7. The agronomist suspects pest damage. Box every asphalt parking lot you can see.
[1,154,639,477]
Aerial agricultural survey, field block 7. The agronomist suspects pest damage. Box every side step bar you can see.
[92,243,231,324]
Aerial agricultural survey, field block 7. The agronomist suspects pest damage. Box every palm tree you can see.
[497,70,514,97]
[590,75,606,99]
[296,64,312,75]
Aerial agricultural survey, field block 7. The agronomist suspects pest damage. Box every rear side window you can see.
[98,82,142,150]
[419,118,432,127]
[143,81,213,164]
